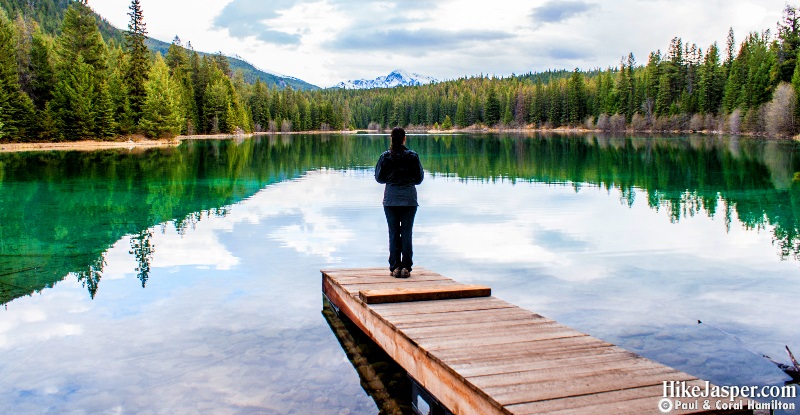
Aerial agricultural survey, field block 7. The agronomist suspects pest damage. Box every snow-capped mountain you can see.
[332,69,437,89]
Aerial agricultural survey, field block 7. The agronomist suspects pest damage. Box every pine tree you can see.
[791,48,800,116]
[225,103,237,133]
[567,69,587,124]
[454,95,467,127]
[106,45,132,133]
[204,72,231,133]
[165,36,188,75]
[722,58,744,113]
[484,87,500,125]
[94,79,116,138]
[57,1,106,71]
[773,5,800,84]
[139,56,183,138]
[725,28,736,75]
[699,43,725,114]
[53,1,109,139]
[29,29,55,111]
[441,114,453,130]
[0,10,34,141]
[51,57,95,139]
[191,52,209,131]
[125,0,149,126]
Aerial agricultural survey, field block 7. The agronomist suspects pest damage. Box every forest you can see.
[3,0,800,141]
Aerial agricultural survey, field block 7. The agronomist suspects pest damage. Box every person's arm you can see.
[413,154,424,185]
[375,153,388,184]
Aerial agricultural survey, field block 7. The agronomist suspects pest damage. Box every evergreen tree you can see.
[454,95,468,127]
[441,114,453,130]
[51,57,95,139]
[52,1,111,139]
[790,48,800,116]
[225,103,237,133]
[484,87,501,125]
[124,0,149,126]
[204,69,231,133]
[502,100,513,125]
[140,55,183,138]
[28,29,55,111]
[107,44,134,133]
[94,79,116,138]
[188,49,204,130]
[57,1,106,71]
[165,36,188,75]
[0,9,34,141]
[722,58,744,113]
[567,68,587,124]
[211,52,231,77]
[723,28,736,85]
[773,5,800,84]
[698,43,725,114]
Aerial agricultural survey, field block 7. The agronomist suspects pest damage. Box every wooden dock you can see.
[322,267,757,415]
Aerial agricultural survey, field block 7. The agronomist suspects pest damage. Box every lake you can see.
[1,133,799,414]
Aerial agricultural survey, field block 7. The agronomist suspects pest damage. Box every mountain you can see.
[144,39,319,91]
[332,69,437,89]
[0,0,318,91]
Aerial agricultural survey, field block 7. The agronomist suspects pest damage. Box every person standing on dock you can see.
[375,127,424,278]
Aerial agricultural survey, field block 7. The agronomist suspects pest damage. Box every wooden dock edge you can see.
[322,270,509,415]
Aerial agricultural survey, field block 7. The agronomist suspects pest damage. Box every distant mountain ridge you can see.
[332,69,437,89]
[143,39,318,91]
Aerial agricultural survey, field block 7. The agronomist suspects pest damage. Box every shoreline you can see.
[1,128,795,153]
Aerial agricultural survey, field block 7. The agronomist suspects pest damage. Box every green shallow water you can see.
[1,133,798,414]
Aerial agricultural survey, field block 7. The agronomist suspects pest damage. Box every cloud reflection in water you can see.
[1,167,799,413]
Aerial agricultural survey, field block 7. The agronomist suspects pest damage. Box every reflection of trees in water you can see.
[2,133,800,304]
[75,256,105,299]
[0,136,366,304]
[414,133,800,262]
[129,229,154,288]
[173,208,229,236]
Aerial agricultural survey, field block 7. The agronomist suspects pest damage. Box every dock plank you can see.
[386,307,541,329]
[370,296,516,316]
[321,268,751,415]
[452,347,640,377]
[401,317,557,340]
[340,279,463,292]
[485,366,695,405]
[359,284,491,304]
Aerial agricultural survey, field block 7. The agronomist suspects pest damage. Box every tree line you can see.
[3,1,800,141]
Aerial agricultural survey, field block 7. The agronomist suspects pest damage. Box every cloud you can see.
[213,0,515,52]
[213,0,302,45]
[530,0,598,24]
[328,28,514,51]
[212,0,445,46]
[544,45,594,60]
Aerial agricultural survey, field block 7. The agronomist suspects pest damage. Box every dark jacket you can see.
[375,146,424,206]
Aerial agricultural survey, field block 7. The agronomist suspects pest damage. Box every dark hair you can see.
[390,127,406,153]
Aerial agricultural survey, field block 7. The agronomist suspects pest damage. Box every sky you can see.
[90,0,791,88]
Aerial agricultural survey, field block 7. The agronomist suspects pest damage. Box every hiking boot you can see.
[391,268,402,278]
[399,268,410,278]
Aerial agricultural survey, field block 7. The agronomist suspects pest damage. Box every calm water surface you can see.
[1,133,799,414]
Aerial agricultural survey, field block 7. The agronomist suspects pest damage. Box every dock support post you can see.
[410,375,453,415]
